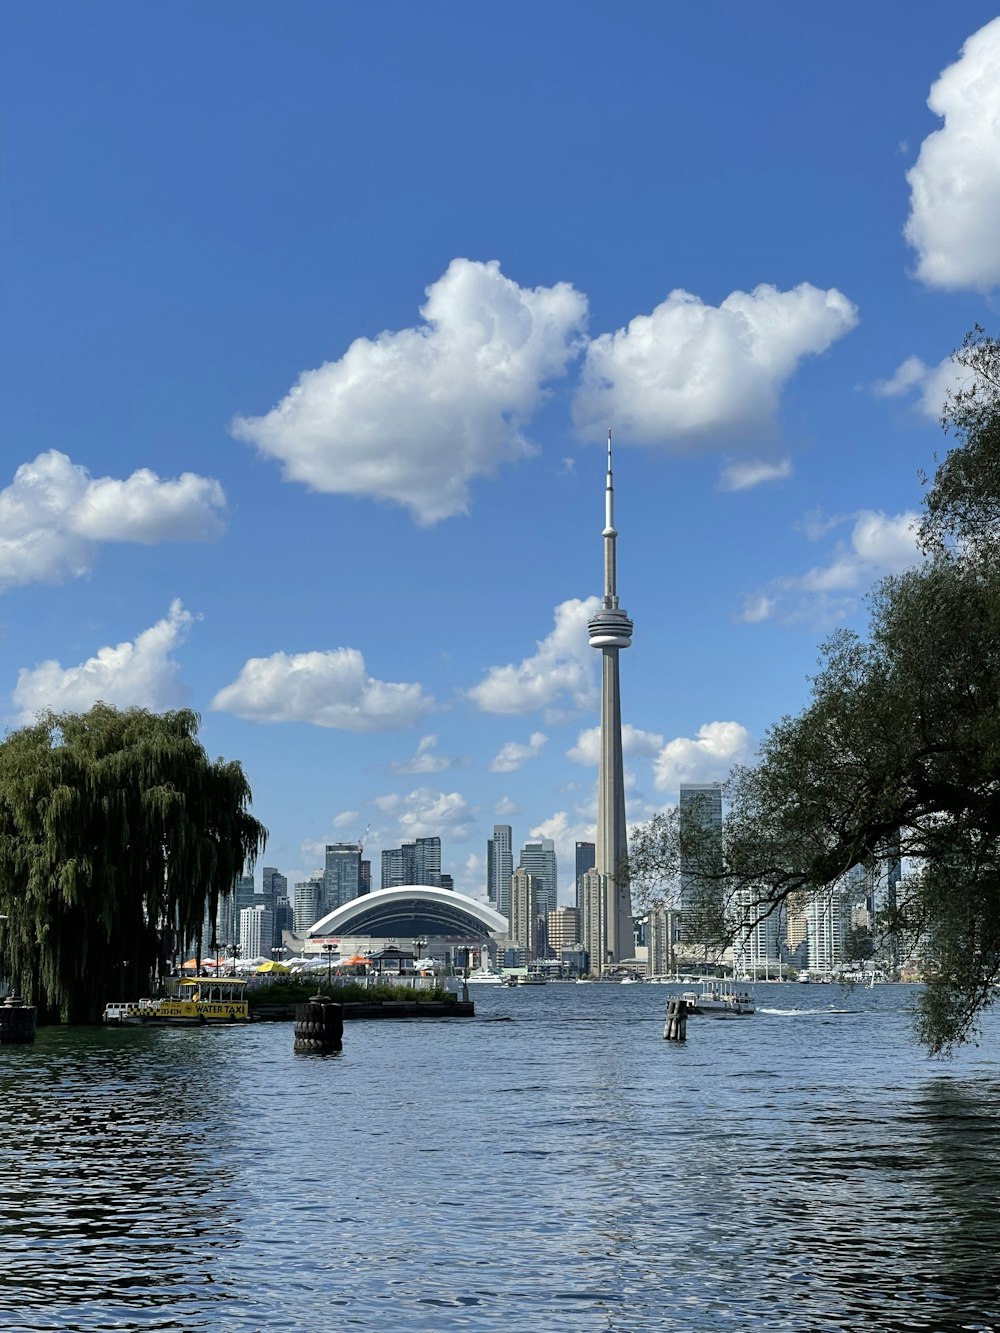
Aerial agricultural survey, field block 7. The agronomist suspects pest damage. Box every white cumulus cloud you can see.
[389,734,462,775]
[212,647,433,730]
[739,509,921,624]
[718,457,793,491]
[653,722,755,794]
[12,600,196,722]
[567,723,664,766]
[0,451,226,591]
[905,18,1000,290]
[231,258,588,525]
[395,788,475,841]
[573,283,857,449]
[468,596,599,720]
[873,352,972,420]
[488,731,548,773]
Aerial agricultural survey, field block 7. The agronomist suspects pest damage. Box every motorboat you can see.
[104,977,250,1025]
[679,983,755,1018]
[466,968,504,985]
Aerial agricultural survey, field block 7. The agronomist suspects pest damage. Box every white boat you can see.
[466,968,504,985]
[680,983,755,1018]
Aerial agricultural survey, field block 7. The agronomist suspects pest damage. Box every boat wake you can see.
[759,1005,859,1016]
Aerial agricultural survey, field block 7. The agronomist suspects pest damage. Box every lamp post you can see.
[227,943,241,976]
[323,943,336,988]
[412,938,427,976]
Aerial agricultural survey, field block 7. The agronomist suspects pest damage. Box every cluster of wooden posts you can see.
[663,996,688,1041]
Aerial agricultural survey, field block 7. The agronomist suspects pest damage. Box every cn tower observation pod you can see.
[307,885,508,943]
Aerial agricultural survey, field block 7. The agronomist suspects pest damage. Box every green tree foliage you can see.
[631,329,1000,1053]
[0,704,267,1022]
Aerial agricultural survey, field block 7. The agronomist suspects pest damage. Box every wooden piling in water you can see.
[663,997,688,1042]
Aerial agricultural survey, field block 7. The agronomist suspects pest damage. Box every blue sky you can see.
[3,3,999,900]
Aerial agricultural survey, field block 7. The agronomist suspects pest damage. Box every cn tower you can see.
[588,431,634,969]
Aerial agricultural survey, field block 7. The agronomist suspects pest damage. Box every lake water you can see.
[3,982,1000,1332]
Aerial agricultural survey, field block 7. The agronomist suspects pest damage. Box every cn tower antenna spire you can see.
[603,429,619,609]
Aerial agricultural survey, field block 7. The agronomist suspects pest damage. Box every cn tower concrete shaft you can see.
[587,432,634,970]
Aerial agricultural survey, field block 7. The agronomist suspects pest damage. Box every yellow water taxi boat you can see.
[104,977,250,1025]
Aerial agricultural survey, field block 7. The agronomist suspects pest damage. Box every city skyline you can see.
[4,8,1000,900]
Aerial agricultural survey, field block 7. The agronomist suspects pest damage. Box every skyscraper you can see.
[233,873,256,952]
[587,433,634,970]
[574,841,595,921]
[294,877,325,935]
[547,906,579,955]
[518,838,557,921]
[412,836,441,885]
[380,836,443,888]
[239,905,274,962]
[487,825,514,917]
[509,867,539,961]
[324,843,362,914]
[261,867,287,909]
[678,783,724,942]
[579,866,605,971]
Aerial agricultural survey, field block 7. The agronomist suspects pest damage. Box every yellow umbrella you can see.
[255,960,291,973]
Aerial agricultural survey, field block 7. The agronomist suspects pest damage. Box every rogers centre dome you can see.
[307,885,508,946]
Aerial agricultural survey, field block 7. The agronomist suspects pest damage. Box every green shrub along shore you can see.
[249,980,456,1007]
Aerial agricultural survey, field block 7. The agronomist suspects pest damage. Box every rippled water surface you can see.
[3,984,1000,1331]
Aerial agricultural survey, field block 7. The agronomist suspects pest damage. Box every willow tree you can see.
[631,328,1000,1054]
[0,704,267,1022]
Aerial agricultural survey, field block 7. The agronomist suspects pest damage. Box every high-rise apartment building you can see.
[413,836,441,885]
[381,846,406,889]
[519,839,557,921]
[239,906,274,961]
[293,877,325,935]
[547,906,579,954]
[324,843,362,914]
[487,825,514,917]
[579,866,604,973]
[731,888,786,977]
[646,905,672,977]
[510,868,539,961]
[233,874,256,952]
[360,860,372,895]
[806,888,847,974]
[380,837,443,888]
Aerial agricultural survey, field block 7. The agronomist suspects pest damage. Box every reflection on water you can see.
[2,987,1000,1330]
